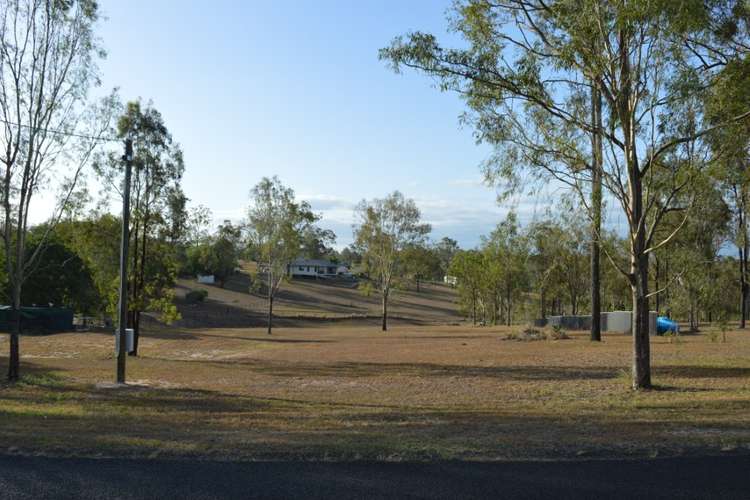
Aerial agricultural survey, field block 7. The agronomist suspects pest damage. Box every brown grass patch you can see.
[1,323,749,461]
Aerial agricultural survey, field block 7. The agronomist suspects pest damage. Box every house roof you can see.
[290,258,337,267]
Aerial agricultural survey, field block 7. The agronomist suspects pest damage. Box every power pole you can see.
[590,78,603,342]
[116,138,133,384]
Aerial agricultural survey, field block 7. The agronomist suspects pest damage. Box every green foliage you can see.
[550,324,570,341]
[246,176,319,317]
[358,281,375,298]
[480,212,530,325]
[300,227,337,260]
[20,232,98,313]
[401,243,442,289]
[339,245,363,266]
[185,289,208,304]
[93,100,186,333]
[449,250,484,323]
[381,0,750,387]
[434,237,460,276]
[186,221,241,286]
[354,191,431,329]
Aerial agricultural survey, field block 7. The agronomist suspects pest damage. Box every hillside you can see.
[173,266,462,329]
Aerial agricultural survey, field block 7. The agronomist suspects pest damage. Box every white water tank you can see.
[114,328,134,355]
[605,311,632,334]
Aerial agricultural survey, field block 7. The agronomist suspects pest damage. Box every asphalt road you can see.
[0,454,748,499]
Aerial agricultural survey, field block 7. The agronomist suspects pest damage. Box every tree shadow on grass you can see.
[2,361,750,462]
[162,359,622,381]
[194,331,334,344]
[654,365,750,379]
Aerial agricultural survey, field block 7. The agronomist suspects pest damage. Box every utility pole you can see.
[116,138,133,384]
[590,77,603,342]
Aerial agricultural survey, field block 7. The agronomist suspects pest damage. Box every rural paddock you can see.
[0,323,749,461]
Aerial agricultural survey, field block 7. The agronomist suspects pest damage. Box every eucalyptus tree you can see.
[187,221,242,288]
[0,0,113,380]
[705,56,750,327]
[402,243,442,292]
[381,0,750,389]
[480,213,529,326]
[96,100,185,355]
[449,250,484,325]
[246,176,317,335]
[353,191,431,331]
[652,172,730,330]
[435,236,460,277]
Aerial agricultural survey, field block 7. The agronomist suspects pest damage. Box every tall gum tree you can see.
[353,191,431,331]
[705,56,750,327]
[95,100,185,356]
[246,176,318,335]
[381,0,750,389]
[0,0,113,380]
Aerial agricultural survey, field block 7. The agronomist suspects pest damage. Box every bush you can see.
[185,289,208,304]
[505,328,547,341]
[504,326,570,342]
[549,324,570,340]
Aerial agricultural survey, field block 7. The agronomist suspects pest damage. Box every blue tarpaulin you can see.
[656,316,679,335]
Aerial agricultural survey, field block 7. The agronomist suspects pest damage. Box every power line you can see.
[0,118,120,143]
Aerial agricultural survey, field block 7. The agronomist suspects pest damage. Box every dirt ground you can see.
[1,322,749,461]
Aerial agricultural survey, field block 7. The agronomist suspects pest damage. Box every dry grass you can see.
[1,323,749,461]
[174,267,462,328]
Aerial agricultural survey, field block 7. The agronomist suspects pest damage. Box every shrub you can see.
[549,324,570,340]
[716,318,729,343]
[185,289,208,304]
[504,328,547,341]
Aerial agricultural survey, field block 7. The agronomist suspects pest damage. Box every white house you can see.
[197,274,215,284]
[288,259,340,278]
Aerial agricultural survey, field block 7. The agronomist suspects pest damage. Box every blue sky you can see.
[92,0,560,249]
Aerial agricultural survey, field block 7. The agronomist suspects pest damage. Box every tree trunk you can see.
[7,284,21,381]
[129,311,141,356]
[629,164,651,390]
[620,28,651,390]
[267,294,274,335]
[471,292,476,326]
[631,262,651,390]
[381,291,388,331]
[493,293,499,326]
[416,276,420,293]
[740,200,749,328]
[691,298,698,332]
[540,288,547,320]
[654,255,661,314]
[506,286,512,327]
[590,78,603,342]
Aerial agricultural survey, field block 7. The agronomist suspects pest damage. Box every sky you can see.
[66,0,571,249]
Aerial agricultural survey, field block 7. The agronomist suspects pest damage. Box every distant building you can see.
[288,259,343,278]
[444,275,458,286]
[197,274,215,284]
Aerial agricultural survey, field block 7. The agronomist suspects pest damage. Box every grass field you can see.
[173,267,463,328]
[1,321,749,461]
